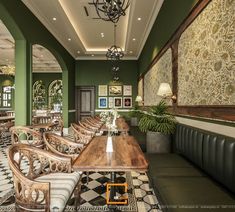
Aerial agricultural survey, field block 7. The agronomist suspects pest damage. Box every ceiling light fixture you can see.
[68,38,71,41]
[132,38,136,41]
[106,24,124,61]
[93,0,130,23]
[101,32,105,38]
[91,54,94,56]
[129,51,133,54]
[52,17,57,21]
[137,17,141,21]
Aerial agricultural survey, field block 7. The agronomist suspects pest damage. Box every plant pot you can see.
[130,117,138,126]
[146,131,171,153]
[53,104,61,112]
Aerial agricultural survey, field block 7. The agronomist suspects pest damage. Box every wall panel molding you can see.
[138,0,235,121]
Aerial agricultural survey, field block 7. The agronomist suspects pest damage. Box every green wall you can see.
[138,0,199,74]
[76,60,138,109]
[0,0,76,126]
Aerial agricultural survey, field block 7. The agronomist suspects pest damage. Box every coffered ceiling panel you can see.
[22,0,164,60]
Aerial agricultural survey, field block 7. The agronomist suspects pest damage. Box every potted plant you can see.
[51,92,62,112]
[138,100,176,153]
[129,104,143,126]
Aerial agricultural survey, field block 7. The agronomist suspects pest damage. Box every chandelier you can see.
[93,0,130,23]
[0,65,15,76]
[106,25,124,61]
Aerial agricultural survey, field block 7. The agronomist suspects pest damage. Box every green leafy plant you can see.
[138,100,176,134]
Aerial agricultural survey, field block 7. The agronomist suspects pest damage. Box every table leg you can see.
[109,172,116,201]
[108,172,122,212]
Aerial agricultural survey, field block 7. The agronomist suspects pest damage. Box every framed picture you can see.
[123,97,132,108]
[109,97,114,108]
[114,97,122,108]
[98,97,107,108]
[98,85,108,96]
[109,85,122,96]
[123,85,132,96]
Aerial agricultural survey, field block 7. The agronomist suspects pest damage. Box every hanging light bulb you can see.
[106,24,124,61]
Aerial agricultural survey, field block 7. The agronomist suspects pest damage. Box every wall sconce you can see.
[157,83,177,102]
[135,95,144,106]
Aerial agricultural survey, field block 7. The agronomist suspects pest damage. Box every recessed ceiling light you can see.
[52,17,57,21]
[129,51,133,54]
[68,38,71,41]
[101,33,104,38]
[132,38,136,41]
[40,55,43,57]
[91,54,94,57]
[77,51,80,54]
[137,17,141,21]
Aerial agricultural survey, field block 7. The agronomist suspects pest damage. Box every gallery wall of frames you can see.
[98,85,133,109]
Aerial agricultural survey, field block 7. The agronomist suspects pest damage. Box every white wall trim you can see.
[95,109,131,112]
[176,116,235,138]
[68,109,76,113]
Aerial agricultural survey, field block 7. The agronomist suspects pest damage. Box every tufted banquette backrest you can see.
[174,123,235,194]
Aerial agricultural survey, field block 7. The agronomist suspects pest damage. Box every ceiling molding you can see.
[137,0,164,59]
[22,0,77,58]
[21,0,165,60]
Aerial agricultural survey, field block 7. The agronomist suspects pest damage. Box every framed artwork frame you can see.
[123,97,132,108]
[114,97,122,108]
[123,85,132,96]
[98,85,108,96]
[109,85,122,96]
[109,97,114,108]
[98,97,107,108]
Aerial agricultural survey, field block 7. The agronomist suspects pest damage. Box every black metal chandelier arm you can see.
[93,0,130,23]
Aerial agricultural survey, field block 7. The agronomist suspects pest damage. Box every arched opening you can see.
[0,19,15,116]
[32,44,63,122]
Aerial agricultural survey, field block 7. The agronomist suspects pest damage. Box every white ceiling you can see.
[22,0,164,60]
[0,0,164,71]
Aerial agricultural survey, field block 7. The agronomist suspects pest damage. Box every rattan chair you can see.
[7,144,82,212]
[10,126,44,148]
[71,123,93,145]
[43,132,83,162]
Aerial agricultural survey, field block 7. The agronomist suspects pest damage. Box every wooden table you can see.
[73,135,148,172]
[73,135,148,206]
[101,117,130,133]
[0,116,15,123]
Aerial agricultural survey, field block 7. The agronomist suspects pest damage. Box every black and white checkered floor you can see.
[0,134,162,212]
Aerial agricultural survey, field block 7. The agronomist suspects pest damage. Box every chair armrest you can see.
[43,133,82,161]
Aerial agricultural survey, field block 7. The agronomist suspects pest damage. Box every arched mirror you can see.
[32,80,46,109]
[48,80,63,111]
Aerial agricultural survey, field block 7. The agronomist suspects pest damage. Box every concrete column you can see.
[14,40,32,125]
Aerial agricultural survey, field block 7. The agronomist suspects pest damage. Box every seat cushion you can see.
[146,153,204,177]
[145,153,193,168]
[35,172,81,212]
[153,177,235,212]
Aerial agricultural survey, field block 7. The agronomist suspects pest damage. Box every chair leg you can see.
[86,171,89,185]
[74,182,81,211]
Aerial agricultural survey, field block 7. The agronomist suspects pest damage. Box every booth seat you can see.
[146,123,235,212]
